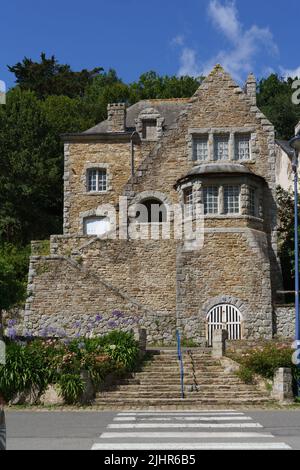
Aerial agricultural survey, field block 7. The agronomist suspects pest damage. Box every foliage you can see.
[277,187,299,292]
[58,374,84,405]
[0,331,140,404]
[257,74,300,140]
[235,366,255,384]
[0,340,53,401]
[229,344,294,381]
[8,53,102,99]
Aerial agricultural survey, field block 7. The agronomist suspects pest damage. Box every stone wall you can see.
[64,141,143,235]
[273,306,295,339]
[177,228,273,344]
[25,237,177,344]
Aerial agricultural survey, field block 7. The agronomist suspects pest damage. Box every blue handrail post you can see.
[176,330,184,399]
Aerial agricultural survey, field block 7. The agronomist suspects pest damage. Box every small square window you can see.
[193,136,208,161]
[142,120,157,140]
[203,186,219,215]
[224,186,240,214]
[214,135,229,161]
[87,169,107,192]
[235,134,251,161]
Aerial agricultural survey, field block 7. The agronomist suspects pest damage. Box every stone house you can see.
[25,65,292,345]
[276,121,300,192]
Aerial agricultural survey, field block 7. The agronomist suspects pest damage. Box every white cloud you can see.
[171,35,185,47]
[280,66,300,79]
[175,0,278,82]
[178,48,202,77]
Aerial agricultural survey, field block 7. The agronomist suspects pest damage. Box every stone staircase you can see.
[95,349,275,409]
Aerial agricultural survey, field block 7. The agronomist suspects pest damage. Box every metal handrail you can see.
[176,330,184,399]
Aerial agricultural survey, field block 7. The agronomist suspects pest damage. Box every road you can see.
[5,410,300,450]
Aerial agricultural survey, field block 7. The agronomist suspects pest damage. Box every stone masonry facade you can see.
[24,65,291,345]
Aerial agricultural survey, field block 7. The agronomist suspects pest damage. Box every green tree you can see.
[257,74,300,140]
[277,187,299,293]
[128,71,202,103]
[8,53,102,99]
[0,244,29,338]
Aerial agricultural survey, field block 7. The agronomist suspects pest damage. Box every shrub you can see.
[58,374,84,404]
[236,366,255,384]
[0,330,141,403]
[0,341,52,401]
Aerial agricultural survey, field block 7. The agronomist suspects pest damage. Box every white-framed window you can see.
[193,136,208,161]
[184,188,194,218]
[203,186,219,215]
[214,135,229,161]
[84,216,110,236]
[224,185,240,214]
[235,134,251,161]
[249,186,256,216]
[87,169,107,193]
[142,120,157,140]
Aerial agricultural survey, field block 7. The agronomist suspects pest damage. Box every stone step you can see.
[106,384,261,392]
[94,398,273,406]
[98,391,269,399]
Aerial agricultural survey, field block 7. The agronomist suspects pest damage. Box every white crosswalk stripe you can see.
[92,411,291,450]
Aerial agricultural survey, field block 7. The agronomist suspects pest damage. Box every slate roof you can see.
[83,99,190,135]
[276,140,294,159]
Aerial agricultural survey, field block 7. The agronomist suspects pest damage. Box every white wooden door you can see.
[206,304,243,346]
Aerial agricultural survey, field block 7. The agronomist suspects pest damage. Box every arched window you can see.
[138,198,167,223]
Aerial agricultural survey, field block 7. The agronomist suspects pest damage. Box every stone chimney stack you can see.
[244,73,257,106]
[107,103,126,133]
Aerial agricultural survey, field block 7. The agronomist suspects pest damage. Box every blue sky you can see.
[1,0,299,90]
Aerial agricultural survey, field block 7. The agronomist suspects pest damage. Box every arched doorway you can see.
[138,198,168,223]
[206,304,243,346]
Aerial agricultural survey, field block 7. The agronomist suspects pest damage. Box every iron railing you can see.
[176,330,184,399]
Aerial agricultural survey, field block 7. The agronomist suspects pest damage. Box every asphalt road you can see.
[4,410,300,451]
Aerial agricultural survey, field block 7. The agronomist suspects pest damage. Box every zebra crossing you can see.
[92,411,291,450]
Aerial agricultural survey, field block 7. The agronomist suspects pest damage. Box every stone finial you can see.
[212,329,228,358]
[271,368,294,403]
[244,73,257,105]
[107,103,126,133]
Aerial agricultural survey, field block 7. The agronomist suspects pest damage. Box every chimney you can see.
[107,103,126,133]
[244,73,257,105]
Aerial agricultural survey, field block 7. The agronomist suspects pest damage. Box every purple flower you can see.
[108,320,118,329]
[8,319,17,328]
[74,321,82,329]
[8,327,17,340]
[112,310,125,319]
[95,315,103,323]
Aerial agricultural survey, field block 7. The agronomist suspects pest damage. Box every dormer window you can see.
[235,134,251,161]
[87,169,107,193]
[142,120,157,140]
[214,135,229,161]
[193,136,209,161]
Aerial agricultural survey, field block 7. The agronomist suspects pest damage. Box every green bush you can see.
[236,366,255,385]
[0,330,141,404]
[237,345,293,380]
[58,374,84,404]
[0,341,52,401]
